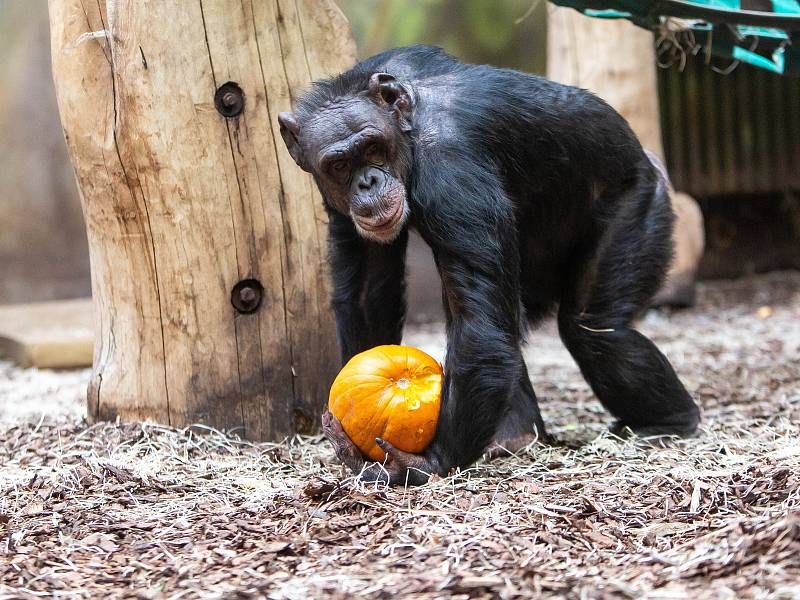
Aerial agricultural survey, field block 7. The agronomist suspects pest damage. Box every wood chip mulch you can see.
[1,272,799,599]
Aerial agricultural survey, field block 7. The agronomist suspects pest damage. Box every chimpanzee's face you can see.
[278,74,413,243]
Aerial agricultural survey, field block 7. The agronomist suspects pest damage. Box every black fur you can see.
[287,46,701,478]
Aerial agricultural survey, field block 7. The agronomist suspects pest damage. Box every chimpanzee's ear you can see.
[278,112,310,171]
[369,73,413,132]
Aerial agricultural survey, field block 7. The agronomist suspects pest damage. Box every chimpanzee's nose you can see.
[357,172,379,191]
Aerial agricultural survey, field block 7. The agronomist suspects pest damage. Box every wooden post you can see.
[48,0,356,439]
[547,6,705,304]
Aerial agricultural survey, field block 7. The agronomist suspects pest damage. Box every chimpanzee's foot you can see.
[610,413,701,442]
[484,371,548,460]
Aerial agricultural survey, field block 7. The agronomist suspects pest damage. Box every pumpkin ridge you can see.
[358,384,397,460]
[331,380,388,397]
[375,346,404,375]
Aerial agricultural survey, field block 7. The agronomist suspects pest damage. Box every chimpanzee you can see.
[278,46,701,485]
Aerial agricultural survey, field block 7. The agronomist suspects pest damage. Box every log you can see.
[48,0,356,439]
[547,6,705,305]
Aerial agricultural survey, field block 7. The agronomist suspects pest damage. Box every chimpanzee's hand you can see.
[321,411,441,486]
[321,411,364,472]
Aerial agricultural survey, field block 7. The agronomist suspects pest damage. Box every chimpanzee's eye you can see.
[330,159,348,174]
[365,143,384,165]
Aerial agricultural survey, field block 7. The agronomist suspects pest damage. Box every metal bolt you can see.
[231,279,263,314]
[222,92,239,110]
[239,286,257,305]
[214,82,245,118]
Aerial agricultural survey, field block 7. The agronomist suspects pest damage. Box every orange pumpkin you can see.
[328,345,443,462]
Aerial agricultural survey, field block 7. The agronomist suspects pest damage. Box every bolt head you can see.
[214,82,245,118]
[231,279,263,314]
[239,287,257,304]
[222,92,239,108]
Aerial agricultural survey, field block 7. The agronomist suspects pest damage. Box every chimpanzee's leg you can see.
[557,168,701,436]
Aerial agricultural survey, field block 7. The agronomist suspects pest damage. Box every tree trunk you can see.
[48,0,356,439]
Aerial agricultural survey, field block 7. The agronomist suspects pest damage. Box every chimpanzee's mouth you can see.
[355,200,406,234]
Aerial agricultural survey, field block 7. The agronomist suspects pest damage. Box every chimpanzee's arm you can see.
[418,161,525,473]
[328,211,408,364]
[362,228,408,349]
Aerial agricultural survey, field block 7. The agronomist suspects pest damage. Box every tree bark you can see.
[48,0,355,439]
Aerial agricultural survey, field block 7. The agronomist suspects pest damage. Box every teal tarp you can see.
[552,0,800,75]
